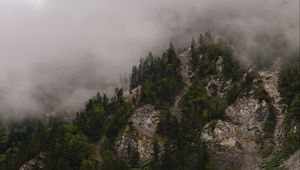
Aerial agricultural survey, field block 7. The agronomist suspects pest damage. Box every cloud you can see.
[0,0,298,120]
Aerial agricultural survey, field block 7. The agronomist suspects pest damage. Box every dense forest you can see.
[0,33,299,170]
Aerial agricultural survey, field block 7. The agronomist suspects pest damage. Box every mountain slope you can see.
[0,33,299,170]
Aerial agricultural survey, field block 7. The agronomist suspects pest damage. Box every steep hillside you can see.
[0,33,299,170]
[114,33,299,170]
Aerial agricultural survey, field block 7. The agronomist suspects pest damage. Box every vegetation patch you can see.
[263,104,277,137]
[260,145,274,158]
[130,44,183,106]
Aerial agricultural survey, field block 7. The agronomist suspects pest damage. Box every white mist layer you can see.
[0,0,298,120]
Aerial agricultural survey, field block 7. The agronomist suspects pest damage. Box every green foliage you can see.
[159,149,178,170]
[76,103,106,141]
[0,86,131,170]
[289,94,300,119]
[56,157,72,170]
[154,34,247,170]
[265,150,289,169]
[277,66,300,161]
[195,35,242,81]
[241,70,259,94]
[195,143,214,170]
[155,66,219,169]
[0,118,49,170]
[153,140,214,170]
[0,129,9,153]
[152,139,160,162]
[141,77,182,105]
[226,83,241,105]
[150,35,244,170]
[191,38,199,69]
[128,147,140,168]
[263,105,276,137]
[265,132,300,169]
[0,119,96,170]
[285,94,300,131]
[46,122,97,170]
[80,159,97,170]
[75,88,131,145]
[181,80,226,128]
[278,67,300,106]
[105,103,131,145]
[222,56,242,81]
[282,132,300,153]
[260,145,274,158]
[181,80,208,116]
[206,41,233,60]
[6,35,299,170]
[106,158,129,170]
[156,110,179,139]
[255,83,271,103]
[101,148,129,170]
[130,44,183,105]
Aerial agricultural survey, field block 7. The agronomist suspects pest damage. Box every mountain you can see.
[1,33,299,170]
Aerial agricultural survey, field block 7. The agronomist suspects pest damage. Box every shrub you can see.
[260,145,274,158]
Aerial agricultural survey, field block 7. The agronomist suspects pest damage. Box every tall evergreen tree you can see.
[190,38,199,69]
[152,139,160,162]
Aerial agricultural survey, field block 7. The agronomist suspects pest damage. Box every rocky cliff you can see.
[116,35,299,169]
[18,34,299,170]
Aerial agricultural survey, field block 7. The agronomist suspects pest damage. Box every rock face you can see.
[13,35,298,170]
[225,98,268,135]
[19,152,47,170]
[124,85,141,104]
[202,70,288,170]
[206,78,232,98]
[259,71,286,145]
[129,105,160,137]
[116,126,156,161]
[206,56,232,98]
[202,96,269,169]
[282,149,300,170]
[116,105,161,161]
[116,41,295,169]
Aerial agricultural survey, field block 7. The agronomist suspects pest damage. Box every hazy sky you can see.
[0,0,298,120]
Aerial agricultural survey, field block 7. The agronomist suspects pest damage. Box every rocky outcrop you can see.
[129,105,160,137]
[118,37,292,169]
[202,96,269,169]
[116,126,156,161]
[259,71,286,145]
[201,70,290,169]
[206,56,232,98]
[206,78,232,98]
[225,97,268,135]
[281,149,300,170]
[116,105,161,161]
[124,85,141,104]
[19,152,47,170]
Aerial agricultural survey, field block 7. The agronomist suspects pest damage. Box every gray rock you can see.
[19,152,47,170]
[115,105,162,161]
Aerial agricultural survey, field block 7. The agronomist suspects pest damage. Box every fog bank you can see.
[0,0,298,120]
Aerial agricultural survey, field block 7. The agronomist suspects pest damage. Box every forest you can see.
[0,33,299,170]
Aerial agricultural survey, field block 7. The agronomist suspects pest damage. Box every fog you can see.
[0,0,298,120]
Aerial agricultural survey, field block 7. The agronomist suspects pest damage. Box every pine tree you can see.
[167,42,179,67]
[152,139,160,162]
[129,147,140,168]
[96,92,102,105]
[131,66,138,89]
[102,94,108,109]
[191,38,199,69]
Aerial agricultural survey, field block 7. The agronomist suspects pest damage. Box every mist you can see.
[0,0,298,120]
